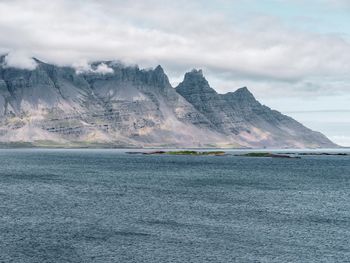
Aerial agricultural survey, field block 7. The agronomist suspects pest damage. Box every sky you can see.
[0,0,349,146]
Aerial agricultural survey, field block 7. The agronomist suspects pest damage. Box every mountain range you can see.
[0,55,336,148]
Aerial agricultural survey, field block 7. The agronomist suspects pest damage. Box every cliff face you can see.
[0,57,336,148]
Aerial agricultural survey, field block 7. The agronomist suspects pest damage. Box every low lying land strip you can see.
[126,151,349,158]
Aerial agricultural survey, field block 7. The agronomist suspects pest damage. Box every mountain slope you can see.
[176,69,336,148]
[0,56,336,148]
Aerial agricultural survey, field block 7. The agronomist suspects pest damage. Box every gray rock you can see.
[176,69,336,148]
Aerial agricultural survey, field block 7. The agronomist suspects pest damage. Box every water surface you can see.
[0,149,349,262]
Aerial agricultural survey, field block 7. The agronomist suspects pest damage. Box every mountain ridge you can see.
[0,56,337,148]
[176,69,335,148]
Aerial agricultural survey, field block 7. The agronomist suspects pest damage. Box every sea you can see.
[0,148,349,262]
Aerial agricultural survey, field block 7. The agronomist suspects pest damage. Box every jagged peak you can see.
[176,69,217,95]
[225,87,252,95]
[184,68,204,78]
[234,87,253,96]
[152,65,167,79]
[154,65,164,73]
[224,86,257,103]
[236,86,249,92]
[138,64,171,88]
[190,68,203,75]
[182,69,208,84]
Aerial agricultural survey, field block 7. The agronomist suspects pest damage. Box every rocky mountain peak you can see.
[147,65,171,88]
[184,69,204,80]
[189,69,203,75]
[154,65,164,74]
[177,69,216,95]
[225,87,257,103]
[234,86,250,95]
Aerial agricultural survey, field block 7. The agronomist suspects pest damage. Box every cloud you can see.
[74,61,114,75]
[3,51,37,70]
[73,60,92,75]
[0,0,349,98]
[94,63,114,75]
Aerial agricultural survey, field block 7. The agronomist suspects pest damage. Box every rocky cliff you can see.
[0,56,336,148]
[176,69,335,148]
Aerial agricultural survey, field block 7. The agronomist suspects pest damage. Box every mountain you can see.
[176,69,335,148]
[0,56,336,148]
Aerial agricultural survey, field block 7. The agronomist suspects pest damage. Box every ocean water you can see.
[0,149,349,263]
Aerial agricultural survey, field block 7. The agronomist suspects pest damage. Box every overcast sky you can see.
[0,0,349,146]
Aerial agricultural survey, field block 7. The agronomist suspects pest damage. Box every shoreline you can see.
[0,142,347,151]
[126,150,349,158]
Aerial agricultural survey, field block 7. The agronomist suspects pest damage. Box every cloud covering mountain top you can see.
[0,0,349,92]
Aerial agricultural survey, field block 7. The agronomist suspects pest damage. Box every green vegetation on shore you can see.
[134,150,227,156]
[167,150,226,156]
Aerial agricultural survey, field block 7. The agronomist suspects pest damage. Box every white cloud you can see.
[94,63,114,75]
[73,60,92,75]
[3,51,37,70]
[0,0,349,97]
[74,61,114,75]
